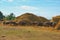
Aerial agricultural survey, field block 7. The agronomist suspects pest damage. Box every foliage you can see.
[5,13,16,20]
[0,11,5,20]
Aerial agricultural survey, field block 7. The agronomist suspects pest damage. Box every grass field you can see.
[0,26,60,40]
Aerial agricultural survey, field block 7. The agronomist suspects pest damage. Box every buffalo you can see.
[3,21,18,26]
[37,22,43,26]
[3,21,10,25]
[31,22,37,26]
[43,22,57,27]
[10,22,18,26]
[31,21,43,26]
[18,21,27,26]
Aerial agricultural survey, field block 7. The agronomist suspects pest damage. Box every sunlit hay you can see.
[55,21,60,30]
[15,13,48,24]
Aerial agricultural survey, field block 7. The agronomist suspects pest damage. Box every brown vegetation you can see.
[51,15,60,23]
[55,21,60,30]
[15,13,49,22]
[0,13,60,30]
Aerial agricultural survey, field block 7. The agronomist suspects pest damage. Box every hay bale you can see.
[55,21,60,30]
[51,15,60,23]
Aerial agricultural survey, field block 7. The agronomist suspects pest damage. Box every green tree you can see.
[5,13,16,20]
[0,11,4,20]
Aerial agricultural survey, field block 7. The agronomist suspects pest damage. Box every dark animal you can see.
[31,22,38,26]
[37,22,43,26]
[3,21,18,26]
[18,21,27,26]
[10,22,18,26]
[31,22,43,26]
[3,21,10,25]
[43,22,57,27]
[50,22,57,27]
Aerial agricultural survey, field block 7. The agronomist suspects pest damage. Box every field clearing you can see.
[0,26,60,40]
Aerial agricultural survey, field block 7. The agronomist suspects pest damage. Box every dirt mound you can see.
[15,13,48,23]
[51,15,60,23]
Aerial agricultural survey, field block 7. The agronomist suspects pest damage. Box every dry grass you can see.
[0,25,60,40]
[15,13,48,22]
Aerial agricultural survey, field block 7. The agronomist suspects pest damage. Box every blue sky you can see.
[0,0,60,19]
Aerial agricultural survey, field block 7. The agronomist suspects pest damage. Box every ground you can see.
[0,26,60,40]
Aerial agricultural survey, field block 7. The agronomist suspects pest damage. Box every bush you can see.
[4,13,16,20]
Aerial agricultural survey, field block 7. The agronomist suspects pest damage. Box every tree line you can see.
[0,11,16,21]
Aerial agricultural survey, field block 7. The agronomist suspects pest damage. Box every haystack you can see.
[51,15,60,23]
[15,13,48,22]
[55,21,60,30]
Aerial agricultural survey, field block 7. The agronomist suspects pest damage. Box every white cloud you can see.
[7,0,13,2]
[20,6,39,11]
[10,6,40,16]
